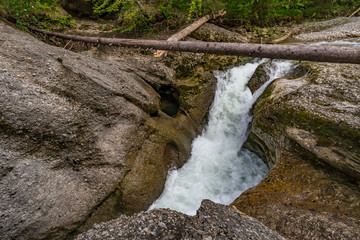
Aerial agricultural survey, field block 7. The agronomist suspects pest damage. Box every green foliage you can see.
[89,0,125,14]
[2,0,358,33]
[85,0,153,33]
[188,0,202,20]
[223,0,360,26]
[84,0,217,33]
[0,0,76,29]
[82,0,360,33]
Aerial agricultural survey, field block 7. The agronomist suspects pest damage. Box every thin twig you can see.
[64,40,72,49]
[348,6,360,18]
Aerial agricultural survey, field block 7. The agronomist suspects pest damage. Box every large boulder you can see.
[235,61,360,239]
[0,21,218,239]
[77,200,285,240]
[190,23,248,43]
[294,17,360,42]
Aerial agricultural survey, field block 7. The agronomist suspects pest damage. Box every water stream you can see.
[149,39,360,215]
[149,60,293,215]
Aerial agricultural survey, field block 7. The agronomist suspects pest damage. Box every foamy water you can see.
[149,37,360,215]
[149,60,293,215]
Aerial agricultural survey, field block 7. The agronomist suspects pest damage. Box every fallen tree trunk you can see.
[154,10,226,57]
[271,31,292,44]
[29,27,360,64]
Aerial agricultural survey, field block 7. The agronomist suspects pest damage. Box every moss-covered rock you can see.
[236,62,360,239]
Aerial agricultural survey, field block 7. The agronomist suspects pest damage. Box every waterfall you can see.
[149,59,293,215]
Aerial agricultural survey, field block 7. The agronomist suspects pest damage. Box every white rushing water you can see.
[149,59,293,215]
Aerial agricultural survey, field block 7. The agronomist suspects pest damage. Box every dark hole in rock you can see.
[159,86,180,116]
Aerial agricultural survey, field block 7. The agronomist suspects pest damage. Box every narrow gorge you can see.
[1,11,360,240]
[149,60,292,215]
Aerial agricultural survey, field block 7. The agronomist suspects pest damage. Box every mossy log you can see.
[30,27,360,64]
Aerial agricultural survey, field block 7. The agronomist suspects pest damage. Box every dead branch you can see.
[28,27,360,64]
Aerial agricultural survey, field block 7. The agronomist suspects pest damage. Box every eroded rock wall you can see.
[0,21,218,239]
[235,61,360,239]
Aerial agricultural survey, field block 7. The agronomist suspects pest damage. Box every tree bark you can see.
[154,10,226,57]
[29,27,360,64]
[271,31,292,44]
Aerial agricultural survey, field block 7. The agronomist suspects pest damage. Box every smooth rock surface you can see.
[294,17,360,42]
[77,200,285,240]
[237,61,360,239]
[0,20,217,239]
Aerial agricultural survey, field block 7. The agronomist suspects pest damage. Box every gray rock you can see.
[294,17,360,42]
[251,62,360,177]
[0,21,216,239]
[191,23,249,43]
[247,62,272,94]
[247,62,311,94]
[236,61,360,239]
[76,200,286,240]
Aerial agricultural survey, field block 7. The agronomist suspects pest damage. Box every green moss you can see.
[254,85,273,110]
[279,108,359,152]
[175,64,192,78]
[177,83,201,111]
[1,0,76,30]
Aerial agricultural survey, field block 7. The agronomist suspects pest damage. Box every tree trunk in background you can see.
[30,27,360,64]
[154,10,227,57]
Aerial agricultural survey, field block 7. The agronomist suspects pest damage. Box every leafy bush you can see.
[83,0,360,33]
[1,0,359,32]
[223,0,360,26]
[84,0,219,33]
[0,0,76,29]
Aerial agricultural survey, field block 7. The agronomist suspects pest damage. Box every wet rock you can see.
[0,21,217,239]
[247,62,310,94]
[237,61,360,239]
[77,200,285,240]
[247,62,273,94]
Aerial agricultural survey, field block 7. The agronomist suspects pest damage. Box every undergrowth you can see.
[0,0,75,30]
[1,0,359,33]
[224,0,360,26]
[85,0,360,34]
